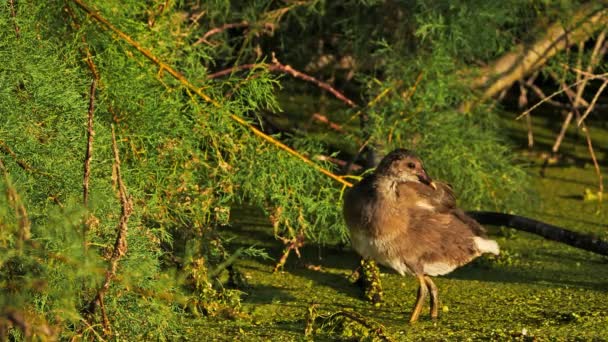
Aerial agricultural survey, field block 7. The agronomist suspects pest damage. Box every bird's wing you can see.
[395,181,456,212]
[429,181,456,211]
[396,180,487,236]
[401,209,492,275]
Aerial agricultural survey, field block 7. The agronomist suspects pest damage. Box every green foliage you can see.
[5,0,592,339]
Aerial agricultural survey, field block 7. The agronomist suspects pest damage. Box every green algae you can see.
[193,116,608,341]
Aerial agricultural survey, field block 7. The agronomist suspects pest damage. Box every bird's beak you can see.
[417,169,432,186]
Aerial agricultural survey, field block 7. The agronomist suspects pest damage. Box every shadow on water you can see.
[448,260,608,292]
[227,206,608,316]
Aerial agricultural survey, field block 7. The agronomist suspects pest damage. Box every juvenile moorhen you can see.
[343,148,499,322]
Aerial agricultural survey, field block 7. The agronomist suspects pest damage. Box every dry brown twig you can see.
[208,53,358,108]
[83,79,97,206]
[310,113,345,133]
[545,51,605,198]
[516,30,607,122]
[87,125,133,334]
[193,21,275,46]
[314,155,362,172]
[273,230,305,272]
[577,79,608,125]
[518,80,534,149]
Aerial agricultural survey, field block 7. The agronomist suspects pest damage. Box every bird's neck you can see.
[374,176,400,201]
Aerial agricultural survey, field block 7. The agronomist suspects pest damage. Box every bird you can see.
[342,148,499,322]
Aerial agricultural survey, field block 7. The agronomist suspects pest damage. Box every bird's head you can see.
[375,148,432,185]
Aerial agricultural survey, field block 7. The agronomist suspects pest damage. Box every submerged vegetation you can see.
[0,0,606,340]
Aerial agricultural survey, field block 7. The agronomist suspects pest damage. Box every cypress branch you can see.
[71,0,352,189]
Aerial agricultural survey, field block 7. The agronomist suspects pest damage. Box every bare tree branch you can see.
[86,125,132,335]
[474,4,608,100]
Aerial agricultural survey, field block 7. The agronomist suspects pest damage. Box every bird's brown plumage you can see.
[343,148,499,322]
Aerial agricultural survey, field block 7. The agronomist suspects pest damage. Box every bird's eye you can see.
[407,162,416,169]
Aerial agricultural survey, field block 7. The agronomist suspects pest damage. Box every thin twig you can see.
[576,114,604,200]
[516,76,598,120]
[518,80,534,149]
[87,125,132,334]
[201,21,248,43]
[71,0,353,188]
[311,113,345,133]
[516,71,608,120]
[8,0,20,38]
[577,79,608,125]
[83,79,97,206]
[0,141,38,174]
[523,76,572,108]
[314,155,362,172]
[561,64,608,81]
[273,230,305,272]
[549,54,604,196]
[207,55,358,108]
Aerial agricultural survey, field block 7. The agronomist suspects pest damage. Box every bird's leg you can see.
[409,274,428,323]
[424,276,439,319]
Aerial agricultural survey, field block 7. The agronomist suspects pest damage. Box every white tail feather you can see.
[473,237,500,255]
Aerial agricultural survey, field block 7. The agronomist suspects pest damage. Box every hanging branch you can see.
[0,158,31,245]
[207,54,358,108]
[515,72,608,120]
[86,125,132,334]
[523,78,576,109]
[71,0,352,189]
[83,79,97,206]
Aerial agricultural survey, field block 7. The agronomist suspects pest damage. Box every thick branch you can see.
[474,4,608,100]
[468,212,608,257]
